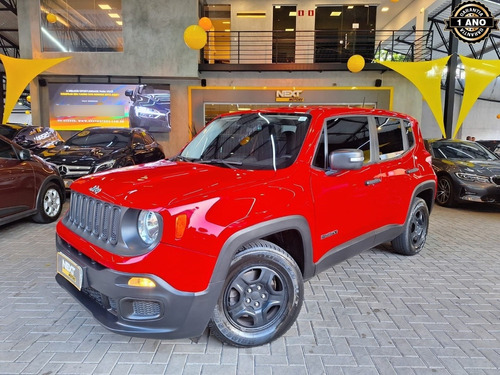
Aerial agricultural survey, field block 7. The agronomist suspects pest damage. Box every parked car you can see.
[40,127,165,189]
[125,85,171,132]
[0,135,65,226]
[425,138,500,206]
[55,107,436,347]
[477,140,500,156]
[0,123,63,154]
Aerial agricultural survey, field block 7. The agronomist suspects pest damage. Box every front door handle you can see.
[365,178,382,186]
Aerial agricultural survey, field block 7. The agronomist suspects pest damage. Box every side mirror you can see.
[19,149,32,161]
[329,149,364,171]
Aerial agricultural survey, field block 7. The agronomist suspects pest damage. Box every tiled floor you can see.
[1,202,499,374]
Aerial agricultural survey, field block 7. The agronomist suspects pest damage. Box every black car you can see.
[425,139,500,206]
[477,140,500,156]
[40,127,165,189]
[125,85,171,132]
[0,135,65,226]
[0,123,63,154]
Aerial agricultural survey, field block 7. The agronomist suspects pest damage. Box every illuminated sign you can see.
[275,89,304,102]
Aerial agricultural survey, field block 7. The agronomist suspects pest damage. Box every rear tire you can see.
[209,240,303,347]
[391,198,429,256]
[32,183,62,223]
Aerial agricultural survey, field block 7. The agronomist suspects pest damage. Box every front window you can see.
[313,116,371,169]
[181,112,311,170]
[65,130,129,148]
[40,0,123,52]
[432,141,499,161]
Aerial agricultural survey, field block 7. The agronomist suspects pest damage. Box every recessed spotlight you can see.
[381,7,389,12]
[108,13,120,18]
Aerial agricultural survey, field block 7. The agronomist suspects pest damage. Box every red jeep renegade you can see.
[56,107,436,347]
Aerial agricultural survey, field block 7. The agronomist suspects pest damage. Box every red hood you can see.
[71,159,277,209]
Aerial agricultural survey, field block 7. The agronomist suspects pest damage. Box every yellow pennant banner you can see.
[453,56,500,139]
[376,56,451,138]
[0,54,71,123]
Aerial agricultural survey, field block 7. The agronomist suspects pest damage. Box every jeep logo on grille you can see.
[58,165,68,176]
[89,185,102,194]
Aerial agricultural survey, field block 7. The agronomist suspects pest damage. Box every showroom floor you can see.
[1,202,499,375]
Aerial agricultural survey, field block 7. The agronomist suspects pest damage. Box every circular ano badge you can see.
[445,1,499,43]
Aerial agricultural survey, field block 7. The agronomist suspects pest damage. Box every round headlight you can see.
[137,210,160,245]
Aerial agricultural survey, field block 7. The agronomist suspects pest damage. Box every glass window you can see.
[132,133,145,146]
[404,120,415,149]
[313,116,371,169]
[376,117,404,161]
[142,132,155,145]
[40,0,123,52]
[0,139,17,159]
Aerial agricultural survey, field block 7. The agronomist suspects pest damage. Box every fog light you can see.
[128,277,156,288]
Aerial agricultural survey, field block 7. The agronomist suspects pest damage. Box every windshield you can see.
[0,125,19,139]
[432,141,499,161]
[181,112,311,170]
[65,130,130,148]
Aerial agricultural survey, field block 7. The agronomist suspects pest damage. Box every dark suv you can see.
[0,135,65,226]
[55,107,436,347]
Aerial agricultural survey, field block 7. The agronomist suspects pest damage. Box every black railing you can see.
[200,29,433,71]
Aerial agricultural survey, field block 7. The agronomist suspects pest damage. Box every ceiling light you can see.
[381,7,389,12]
[98,4,111,10]
[347,6,354,9]
[116,21,123,26]
[222,21,230,24]
[108,13,120,18]
[330,11,342,17]
[289,11,297,16]
[275,5,281,9]
[285,28,295,32]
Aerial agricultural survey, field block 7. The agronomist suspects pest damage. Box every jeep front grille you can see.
[68,192,121,246]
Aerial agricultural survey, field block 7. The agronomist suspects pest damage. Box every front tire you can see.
[32,183,63,223]
[391,197,429,256]
[436,175,455,207]
[210,240,303,347]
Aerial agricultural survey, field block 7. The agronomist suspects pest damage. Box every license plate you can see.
[57,252,83,290]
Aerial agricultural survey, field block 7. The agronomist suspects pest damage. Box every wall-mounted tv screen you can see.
[48,83,171,132]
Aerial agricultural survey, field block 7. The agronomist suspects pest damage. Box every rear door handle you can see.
[365,178,382,186]
[406,168,419,174]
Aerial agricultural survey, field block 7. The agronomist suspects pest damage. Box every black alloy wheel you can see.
[210,240,303,347]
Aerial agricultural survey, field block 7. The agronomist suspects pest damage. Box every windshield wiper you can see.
[196,159,243,169]
[172,155,193,162]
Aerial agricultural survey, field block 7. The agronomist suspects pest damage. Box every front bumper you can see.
[55,234,219,339]
[455,180,500,203]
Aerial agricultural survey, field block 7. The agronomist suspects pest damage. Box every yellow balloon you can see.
[347,55,365,73]
[47,13,57,23]
[183,25,207,50]
[198,17,213,31]
[26,95,31,102]
[390,0,399,3]
[25,110,31,115]
[497,114,500,119]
